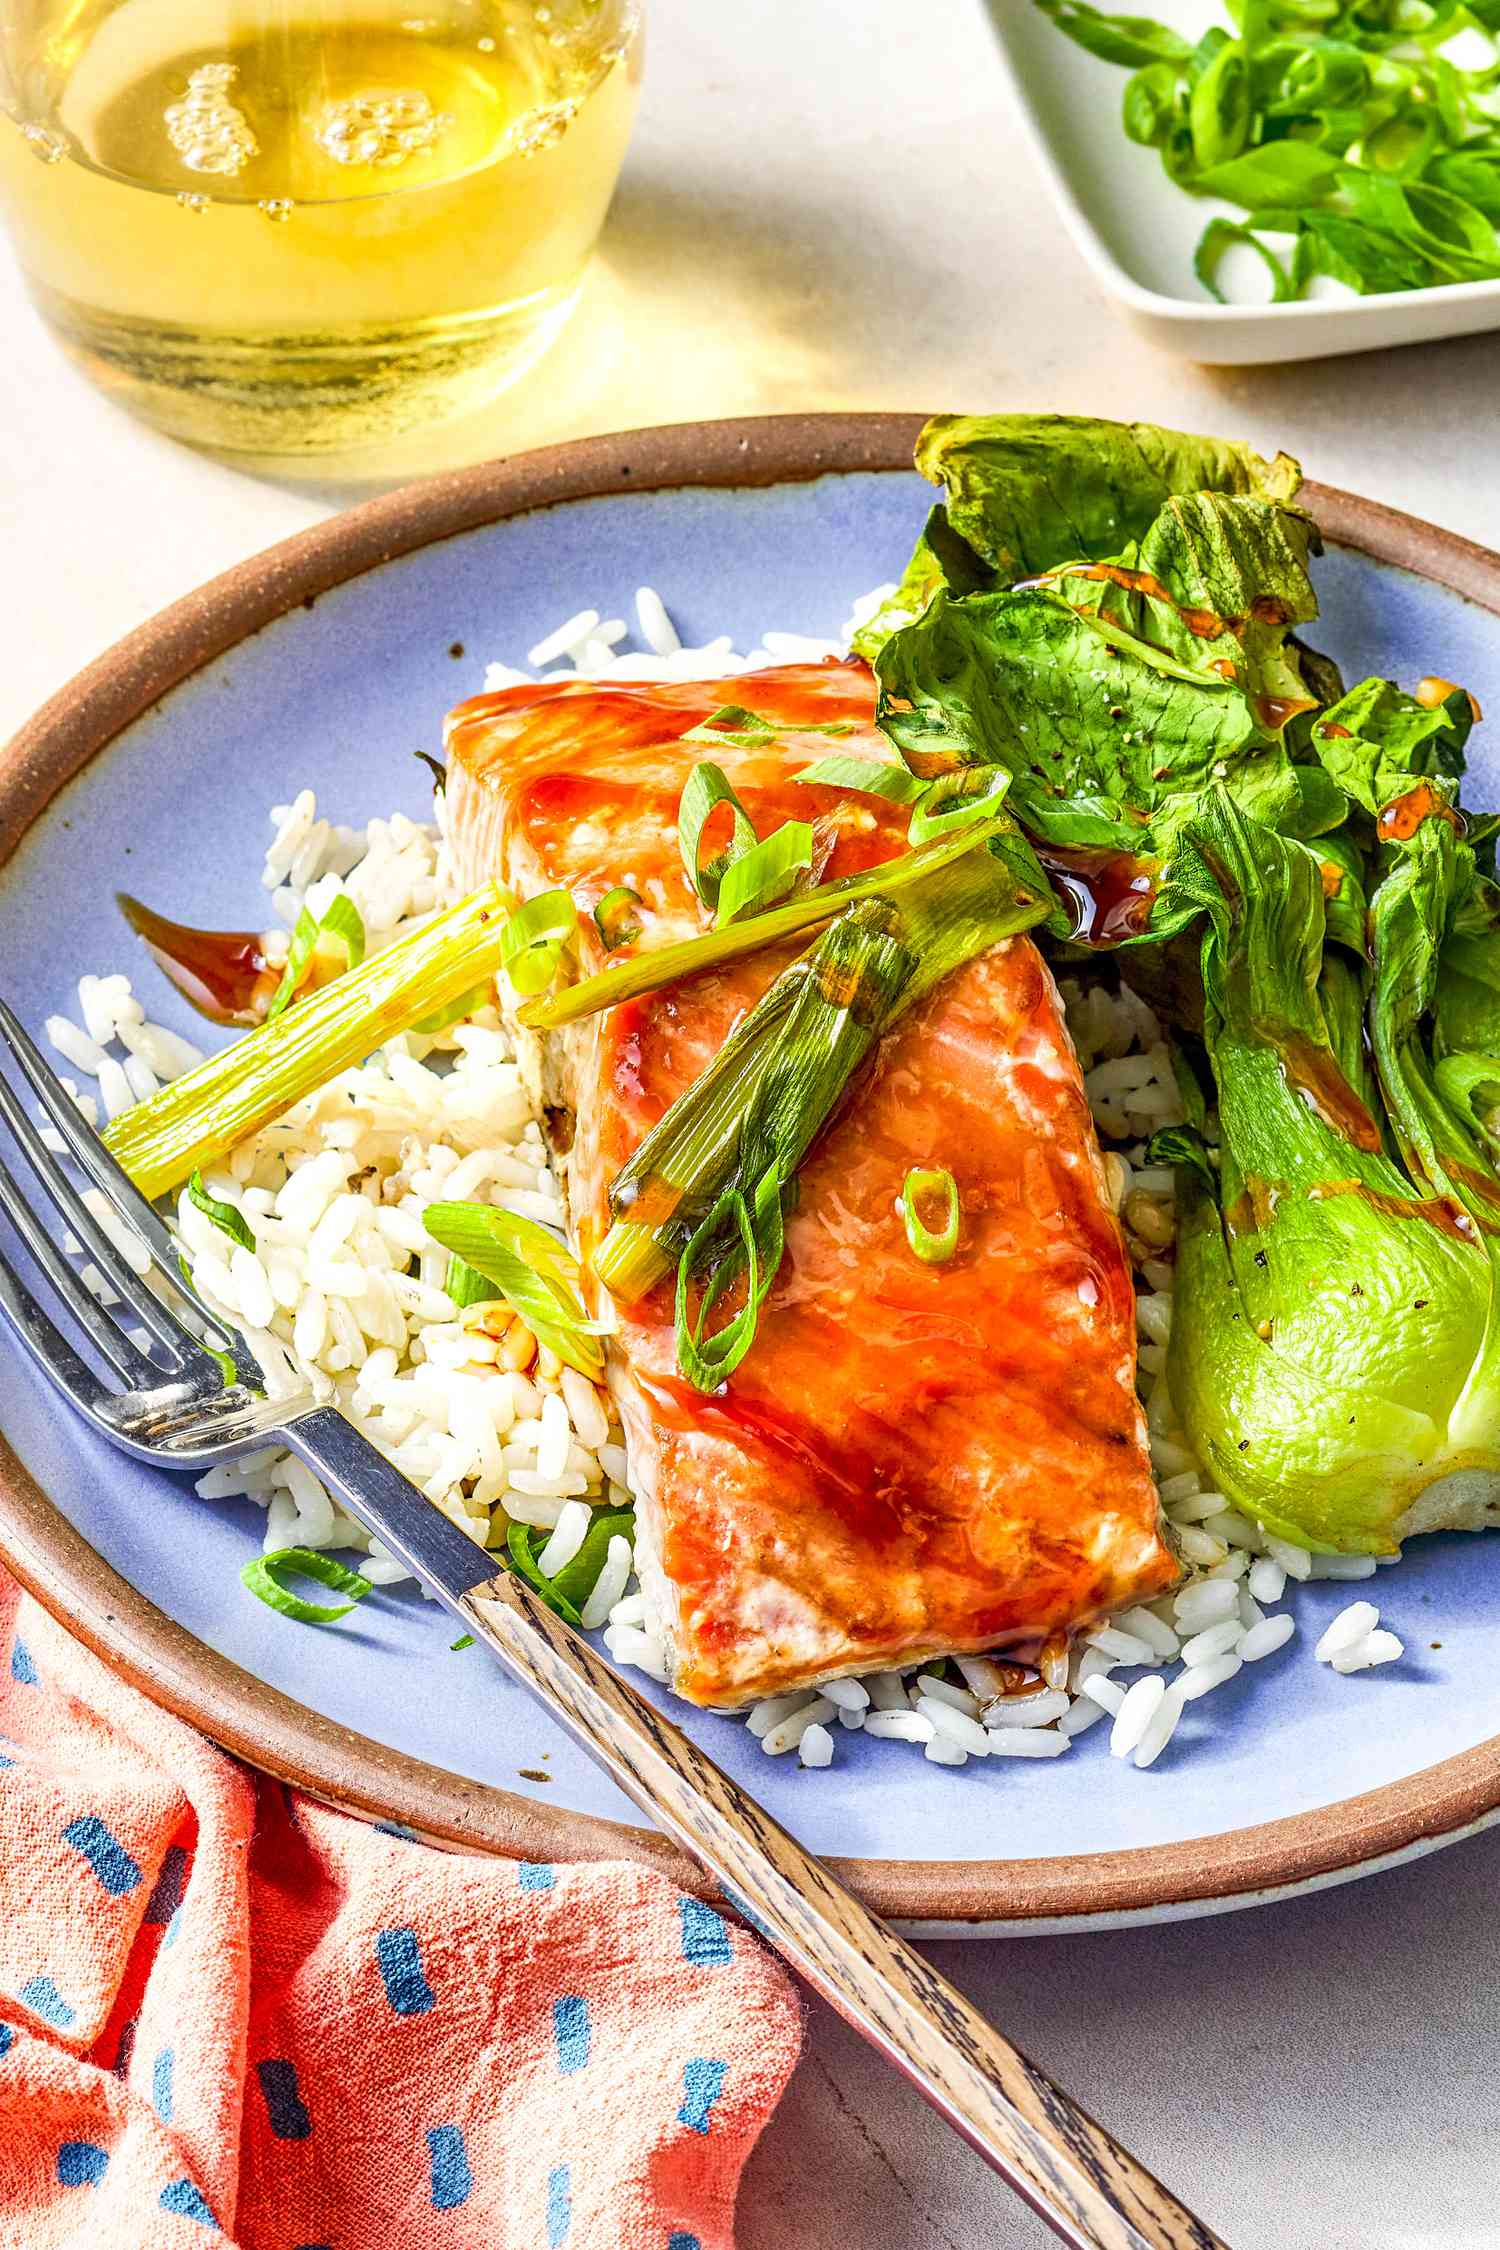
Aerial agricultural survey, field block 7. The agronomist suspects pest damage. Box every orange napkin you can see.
[0,1571,800,2247]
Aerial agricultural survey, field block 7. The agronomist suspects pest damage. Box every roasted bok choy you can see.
[857,410,1500,1553]
[1164,789,1500,1551]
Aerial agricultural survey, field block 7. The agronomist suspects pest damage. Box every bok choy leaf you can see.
[851,413,1300,659]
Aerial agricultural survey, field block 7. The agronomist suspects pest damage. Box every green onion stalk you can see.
[106,884,512,1199]
[591,829,1050,1352]
[516,806,1032,1035]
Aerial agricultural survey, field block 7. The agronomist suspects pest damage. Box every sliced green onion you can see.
[793,755,931,803]
[318,892,365,967]
[205,1345,237,1388]
[596,836,1048,1314]
[106,884,513,1200]
[907,769,1011,845]
[677,761,757,912]
[187,1168,255,1252]
[444,1252,499,1310]
[499,888,577,999]
[505,1509,632,1624]
[450,1633,475,1650]
[683,704,777,747]
[686,705,858,748]
[267,905,319,1023]
[900,1166,961,1263]
[596,970,805,1300]
[546,1505,635,1615]
[422,1201,605,1380]
[716,820,813,926]
[266,893,366,1022]
[593,885,643,951]
[674,1161,785,1392]
[520,808,1026,1032]
[507,1521,584,1624]
[241,1545,375,1625]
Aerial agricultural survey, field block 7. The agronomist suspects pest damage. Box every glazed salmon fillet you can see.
[445,658,1175,1707]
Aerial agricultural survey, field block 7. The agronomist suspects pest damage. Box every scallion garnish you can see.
[900,1166,961,1264]
[684,703,776,740]
[520,806,1027,1032]
[422,1201,605,1380]
[187,1168,255,1253]
[593,885,643,951]
[597,834,1049,1339]
[205,1345,237,1389]
[506,1505,634,1625]
[499,889,577,998]
[674,1160,785,1391]
[793,755,931,803]
[241,1545,375,1624]
[266,893,366,1022]
[716,819,813,925]
[677,761,758,912]
[108,884,513,1199]
[907,769,1011,845]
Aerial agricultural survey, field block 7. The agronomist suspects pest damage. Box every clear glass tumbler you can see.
[0,0,642,452]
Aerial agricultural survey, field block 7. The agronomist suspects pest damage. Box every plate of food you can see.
[5,409,1500,1935]
[988,0,1500,363]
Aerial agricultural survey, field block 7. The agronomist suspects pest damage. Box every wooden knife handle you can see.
[460,1570,1230,2250]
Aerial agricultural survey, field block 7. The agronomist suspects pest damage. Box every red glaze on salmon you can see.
[446,659,1175,1706]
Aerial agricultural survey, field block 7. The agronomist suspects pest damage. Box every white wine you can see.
[0,0,641,452]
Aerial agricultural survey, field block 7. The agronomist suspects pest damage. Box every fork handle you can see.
[280,1408,1224,2248]
[457,1570,1229,2250]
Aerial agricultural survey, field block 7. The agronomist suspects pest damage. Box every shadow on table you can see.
[742,1816,1500,2250]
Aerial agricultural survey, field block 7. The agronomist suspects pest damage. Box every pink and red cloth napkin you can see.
[0,1570,801,2248]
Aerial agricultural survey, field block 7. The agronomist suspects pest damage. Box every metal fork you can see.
[0,997,1228,2250]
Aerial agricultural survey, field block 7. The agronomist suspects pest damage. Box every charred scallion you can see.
[105,885,511,1199]
[593,836,1049,1338]
[518,803,1026,1033]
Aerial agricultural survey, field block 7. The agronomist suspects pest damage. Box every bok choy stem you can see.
[106,885,511,1199]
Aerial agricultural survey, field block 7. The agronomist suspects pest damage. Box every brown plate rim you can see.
[5,409,1500,1926]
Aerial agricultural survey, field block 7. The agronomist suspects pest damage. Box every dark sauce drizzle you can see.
[115,893,273,1025]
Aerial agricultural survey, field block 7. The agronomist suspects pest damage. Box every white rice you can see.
[46,582,1418,1778]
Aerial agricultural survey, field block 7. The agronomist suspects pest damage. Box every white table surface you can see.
[3,3,1499,2243]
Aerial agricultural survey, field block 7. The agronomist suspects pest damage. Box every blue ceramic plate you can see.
[5,415,1500,1933]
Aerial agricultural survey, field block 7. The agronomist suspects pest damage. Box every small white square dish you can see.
[984,0,1500,363]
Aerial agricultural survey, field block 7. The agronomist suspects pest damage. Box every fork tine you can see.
[0,1000,253,1358]
[0,1152,166,1384]
[0,1057,203,1368]
[0,1000,190,1280]
[0,1222,116,1423]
